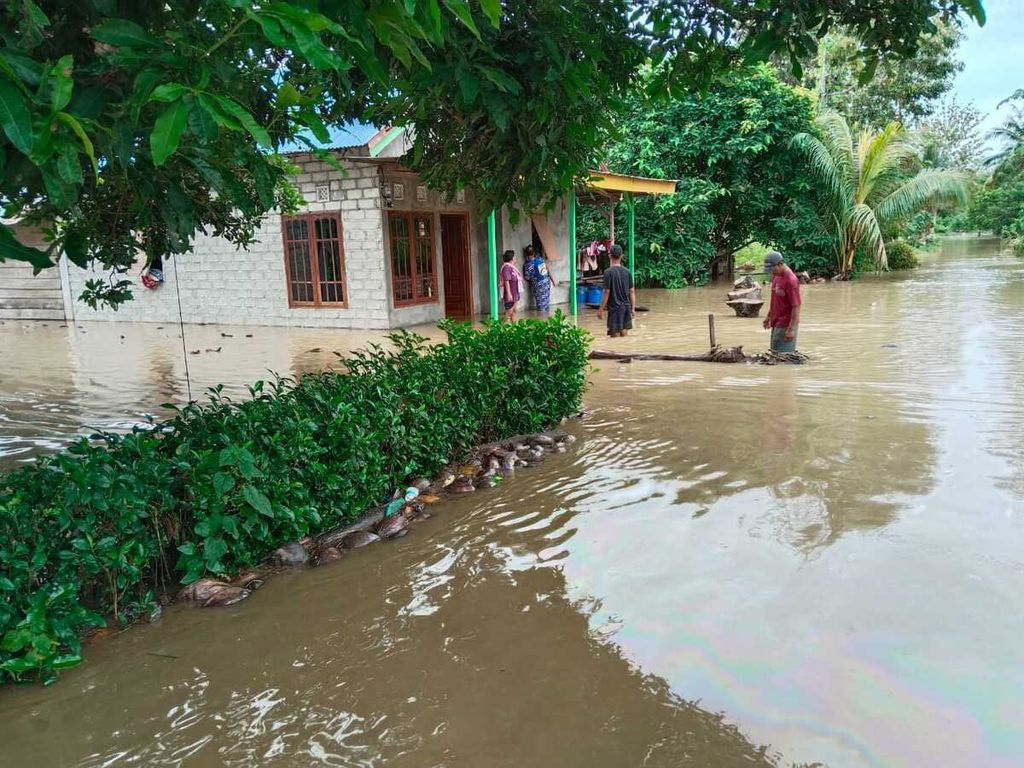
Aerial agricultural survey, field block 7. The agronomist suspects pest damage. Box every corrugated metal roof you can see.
[278,121,380,155]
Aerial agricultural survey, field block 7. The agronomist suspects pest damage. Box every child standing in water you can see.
[522,245,555,315]
[498,249,523,322]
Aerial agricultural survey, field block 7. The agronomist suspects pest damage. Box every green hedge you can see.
[0,317,590,683]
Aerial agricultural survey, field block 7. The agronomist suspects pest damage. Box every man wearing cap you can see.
[762,250,801,352]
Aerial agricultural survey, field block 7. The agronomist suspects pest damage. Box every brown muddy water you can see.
[1,236,1022,767]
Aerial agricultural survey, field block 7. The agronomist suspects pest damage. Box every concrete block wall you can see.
[65,156,391,329]
[0,223,68,321]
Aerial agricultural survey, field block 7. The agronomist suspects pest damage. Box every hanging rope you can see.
[171,256,193,402]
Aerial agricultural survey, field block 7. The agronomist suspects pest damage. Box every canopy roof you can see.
[584,170,677,196]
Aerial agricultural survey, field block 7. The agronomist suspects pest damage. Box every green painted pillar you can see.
[627,193,636,276]
[568,192,577,316]
[487,210,499,322]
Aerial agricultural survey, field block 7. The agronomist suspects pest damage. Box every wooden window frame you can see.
[388,210,439,308]
[281,212,348,308]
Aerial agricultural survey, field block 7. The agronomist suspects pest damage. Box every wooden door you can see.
[440,214,472,320]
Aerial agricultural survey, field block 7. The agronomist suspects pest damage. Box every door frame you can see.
[440,212,473,320]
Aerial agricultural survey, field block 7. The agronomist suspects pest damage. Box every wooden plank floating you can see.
[589,347,809,365]
[589,346,748,363]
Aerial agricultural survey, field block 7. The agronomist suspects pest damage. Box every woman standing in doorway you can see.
[523,245,555,315]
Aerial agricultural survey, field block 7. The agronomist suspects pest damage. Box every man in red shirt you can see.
[762,250,801,352]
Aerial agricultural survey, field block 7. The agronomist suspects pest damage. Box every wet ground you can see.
[1,236,1022,767]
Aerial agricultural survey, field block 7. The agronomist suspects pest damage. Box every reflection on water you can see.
[2,236,1024,767]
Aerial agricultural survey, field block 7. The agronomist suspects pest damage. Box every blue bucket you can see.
[575,286,588,306]
[586,285,604,306]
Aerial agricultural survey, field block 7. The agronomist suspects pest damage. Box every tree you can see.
[971,94,1024,253]
[603,65,816,285]
[0,0,987,307]
[791,112,969,275]
[985,90,1024,167]
[915,97,985,170]
[780,21,965,129]
[0,0,490,307]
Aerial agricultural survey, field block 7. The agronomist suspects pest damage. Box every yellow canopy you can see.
[584,170,677,196]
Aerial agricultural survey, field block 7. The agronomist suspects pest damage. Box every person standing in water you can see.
[762,250,801,352]
[597,244,636,337]
[498,249,523,322]
[523,245,555,316]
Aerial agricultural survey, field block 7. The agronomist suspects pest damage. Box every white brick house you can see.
[58,126,572,329]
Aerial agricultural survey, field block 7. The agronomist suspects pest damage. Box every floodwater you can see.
[1,236,1022,767]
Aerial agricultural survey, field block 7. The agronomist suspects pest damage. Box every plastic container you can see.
[575,286,588,306]
[586,285,604,306]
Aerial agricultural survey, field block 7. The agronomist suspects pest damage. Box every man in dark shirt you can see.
[597,244,636,337]
[762,250,801,352]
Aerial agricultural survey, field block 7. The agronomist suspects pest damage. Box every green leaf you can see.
[442,0,480,38]
[91,19,162,49]
[1,628,29,652]
[213,471,236,497]
[185,95,218,141]
[197,93,241,131]
[55,112,98,179]
[276,81,301,109]
[62,226,88,268]
[24,0,49,28]
[300,110,330,143]
[0,50,43,87]
[51,55,74,112]
[250,12,288,47]
[0,222,51,269]
[204,536,228,564]
[56,145,83,184]
[0,80,33,154]
[150,83,189,103]
[208,95,271,147]
[456,67,478,105]
[0,657,36,674]
[150,100,187,165]
[479,0,501,27]
[50,654,83,670]
[242,484,274,517]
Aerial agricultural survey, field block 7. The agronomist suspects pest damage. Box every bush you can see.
[0,317,590,684]
[885,239,920,271]
[767,197,838,278]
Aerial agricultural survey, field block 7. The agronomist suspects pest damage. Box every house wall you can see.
[379,170,479,327]
[0,223,68,321]
[64,156,391,329]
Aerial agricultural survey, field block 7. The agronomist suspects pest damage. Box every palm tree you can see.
[791,112,968,275]
[985,90,1024,168]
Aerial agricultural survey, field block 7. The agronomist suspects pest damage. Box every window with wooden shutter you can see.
[389,211,437,306]
[281,213,347,307]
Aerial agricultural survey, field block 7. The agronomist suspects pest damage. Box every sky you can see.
[950,0,1024,136]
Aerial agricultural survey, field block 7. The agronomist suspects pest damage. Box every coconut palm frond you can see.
[790,131,848,207]
[816,111,855,193]
[845,203,887,271]
[860,123,915,206]
[984,108,1024,167]
[874,170,969,229]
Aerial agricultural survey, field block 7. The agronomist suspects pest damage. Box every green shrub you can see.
[0,317,590,684]
[885,239,920,271]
